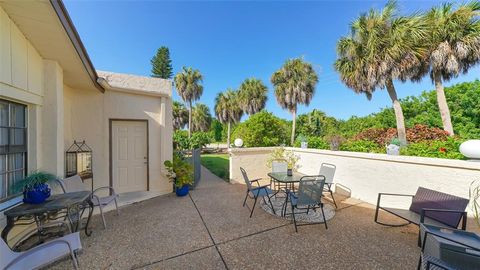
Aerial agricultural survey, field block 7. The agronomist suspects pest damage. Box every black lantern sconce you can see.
[66,140,93,191]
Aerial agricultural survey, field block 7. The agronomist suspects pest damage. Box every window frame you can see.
[0,99,28,203]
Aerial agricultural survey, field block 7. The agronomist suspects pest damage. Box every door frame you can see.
[109,119,150,193]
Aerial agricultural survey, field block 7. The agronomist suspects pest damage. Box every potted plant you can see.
[386,137,401,155]
[164,152,194,197]
[297,135,308,149]
[267,147,299,176]
[15,171,56,204]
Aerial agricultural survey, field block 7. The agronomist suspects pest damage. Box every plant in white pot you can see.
[386,137,401,155]
[267,147,299,176]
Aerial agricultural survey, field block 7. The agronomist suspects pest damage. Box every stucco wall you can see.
[229,147,480,214]
[64,86,173,195]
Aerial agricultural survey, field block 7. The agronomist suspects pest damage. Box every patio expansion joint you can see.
[188,193,230,270]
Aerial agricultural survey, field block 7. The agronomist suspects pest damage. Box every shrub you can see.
[354,124,450,146]
[400,137,465,160]
[294,136,330,149]
[340,140,384,153]
[232,111,289,147]
[190,132,212,149]
[173,130,212,150]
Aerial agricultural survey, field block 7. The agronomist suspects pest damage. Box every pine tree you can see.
[151,46,173,79]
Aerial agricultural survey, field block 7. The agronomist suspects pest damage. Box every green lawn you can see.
[200,154,229,181]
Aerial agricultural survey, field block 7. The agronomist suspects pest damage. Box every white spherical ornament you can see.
[234,138,243,147]
[459,140,480,160]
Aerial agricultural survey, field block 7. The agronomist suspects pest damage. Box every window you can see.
[0,99,27,202]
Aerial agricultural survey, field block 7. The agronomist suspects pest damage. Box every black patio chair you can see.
[284,175,327,232]
[241,167,276,218]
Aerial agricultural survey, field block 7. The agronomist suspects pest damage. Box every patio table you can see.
[268,171,306,190]
[1,191,94,247]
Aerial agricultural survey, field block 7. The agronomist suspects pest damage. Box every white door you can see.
[112,121,148,193]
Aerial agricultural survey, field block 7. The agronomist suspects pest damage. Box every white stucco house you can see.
[0,0,173,228]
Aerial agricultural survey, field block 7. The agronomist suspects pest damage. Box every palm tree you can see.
[214,89,243,148]
[334,0,427,145]
[174,66,204,137]
[423,1,480,136]
[271,58,319,145]
[173,101,188,130]
[192,103,212,132]
[238,78,268,115]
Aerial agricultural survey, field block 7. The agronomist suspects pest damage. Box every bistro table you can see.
[268,171,306,191]
[1,191,94,246]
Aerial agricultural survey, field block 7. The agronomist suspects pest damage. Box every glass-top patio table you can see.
[267,171,306,194]
[1,191,94,249]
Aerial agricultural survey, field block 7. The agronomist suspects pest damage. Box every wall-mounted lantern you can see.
[66,140,93,190]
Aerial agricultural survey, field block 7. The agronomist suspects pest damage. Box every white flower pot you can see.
[386,144,400,155]
[301,142,308,149]
[459,140,480,160]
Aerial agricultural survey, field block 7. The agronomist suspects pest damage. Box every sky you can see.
[64,0,480,121]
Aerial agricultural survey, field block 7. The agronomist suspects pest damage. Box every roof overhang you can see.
[97,71,172,98]
[0,0,103,92]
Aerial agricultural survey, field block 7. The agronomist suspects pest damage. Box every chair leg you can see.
[70,250,79,269]
[321,205,328,230]
[417,255,422,270]
[329,189,338,208]
[114,197,120,216]
[250,196,258,218]
[306,205,310,215]
[291,204,298,233]
[267,194,276,215]
[243,191,249,207]
[99,205,107,229]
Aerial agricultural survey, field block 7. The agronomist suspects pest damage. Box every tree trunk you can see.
[227,122,231,149]
[188,100,192,138]
[291,109,296,146]
[433,71,454,136]
[385,78,407,146]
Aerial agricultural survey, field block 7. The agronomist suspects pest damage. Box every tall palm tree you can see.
[214,89,243,148]
[238,78,268,115]
[174,66,204,137]
[334,0,427,145]
[423,1,480,136]
[271,58,319,145]
[173,101,188,130]
[192,103,212,132]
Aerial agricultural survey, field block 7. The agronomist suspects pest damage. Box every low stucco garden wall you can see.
[229,147,480,214]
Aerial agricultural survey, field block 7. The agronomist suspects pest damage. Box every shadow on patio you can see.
[50,167,422,269]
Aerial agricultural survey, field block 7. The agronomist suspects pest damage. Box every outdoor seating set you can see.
[375,186,479,269]
[1,175,120,269]
[241,162,338,232]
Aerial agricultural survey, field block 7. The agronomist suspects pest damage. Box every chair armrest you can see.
[422,230,480,252]
[376,193,414,208]
[6,238,75,269]
[11,220,71,250]
[91,186,117,197]
[420,208,468,229]
[251,184,270,191]
[250,179,262,187]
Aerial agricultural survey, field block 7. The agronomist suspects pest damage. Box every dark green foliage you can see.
[164,151,193,188]
[400,137,465,160]
[209,119,223,142]
[296,109,339,138]
[14,171,57,192]
[151,46,173,79]
[294,136,330,149]
[173,130,212,150]
[339,140,384,153]
[232,111,289,147]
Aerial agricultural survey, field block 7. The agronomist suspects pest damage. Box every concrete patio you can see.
[50,167,424,269]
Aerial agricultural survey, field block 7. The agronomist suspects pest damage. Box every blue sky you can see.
[64,0,480,121]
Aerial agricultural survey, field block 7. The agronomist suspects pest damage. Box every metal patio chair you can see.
[56,175,119,229]
[284,175,328,232]
[271,159,288,191]
[319,163,337,208]
[417,224,480,270]
[241,167,276,218]
[1,230,82,270]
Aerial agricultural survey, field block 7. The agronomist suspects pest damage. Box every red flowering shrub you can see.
[354,125,450,146]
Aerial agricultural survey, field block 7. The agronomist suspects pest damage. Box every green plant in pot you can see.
[164,152,194,197]
[15,171,57,204]
[267,147,299,176]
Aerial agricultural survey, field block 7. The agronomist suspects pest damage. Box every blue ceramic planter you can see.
[23,183,51,204]
[175,185,189,197]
